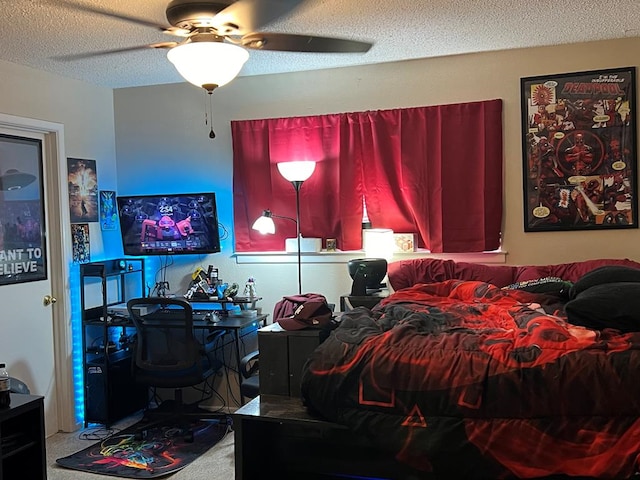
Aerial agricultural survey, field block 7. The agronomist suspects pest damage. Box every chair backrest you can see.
[127,297,206,387]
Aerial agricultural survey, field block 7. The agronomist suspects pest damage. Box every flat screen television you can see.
[116,192,221,256]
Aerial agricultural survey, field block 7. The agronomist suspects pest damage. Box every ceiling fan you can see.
[53,0,374,92]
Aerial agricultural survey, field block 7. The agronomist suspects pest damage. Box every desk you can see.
[146,310,268,405]
[197,314,267,403]
[185,296,262,311]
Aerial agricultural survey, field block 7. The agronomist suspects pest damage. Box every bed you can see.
[300,257,640,479]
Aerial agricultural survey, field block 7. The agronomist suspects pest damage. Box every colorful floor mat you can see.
[56,417,229,478]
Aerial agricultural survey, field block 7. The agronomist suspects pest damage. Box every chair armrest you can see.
[240,350,259,379]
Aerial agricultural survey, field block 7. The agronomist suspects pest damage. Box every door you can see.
[0,116,74,437]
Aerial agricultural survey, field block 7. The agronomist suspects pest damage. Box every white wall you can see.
[0,58,120,429]
[0,59,119,258]
[114,37,640,319]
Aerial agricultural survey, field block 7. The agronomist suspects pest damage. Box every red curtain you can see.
[232,99,503,253]
[232,115,364,252]
[358,100,503,252]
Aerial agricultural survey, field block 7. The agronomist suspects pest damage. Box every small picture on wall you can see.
[99,190,117,231]
[520,66,637,232]
[67,158,98,223]
[71,223,90,263]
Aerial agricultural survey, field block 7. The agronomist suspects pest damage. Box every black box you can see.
[85,352,147,425]
[258,325,327,397]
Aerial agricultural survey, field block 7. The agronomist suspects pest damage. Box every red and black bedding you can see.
[300,276,640,479]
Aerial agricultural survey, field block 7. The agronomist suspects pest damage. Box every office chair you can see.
[127,297,226,436]
[239,350,260,400]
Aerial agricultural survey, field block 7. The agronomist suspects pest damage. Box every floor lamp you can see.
[251,161,316,294]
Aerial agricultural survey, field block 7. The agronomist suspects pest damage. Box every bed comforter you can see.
[300,280,640,479]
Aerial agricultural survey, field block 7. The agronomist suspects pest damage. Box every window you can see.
[232,99,503,254]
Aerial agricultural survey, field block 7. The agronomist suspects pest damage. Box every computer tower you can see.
[84,363,107,423]
[84,352,147,426]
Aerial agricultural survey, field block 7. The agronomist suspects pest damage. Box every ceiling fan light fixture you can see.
[167,40,249,89]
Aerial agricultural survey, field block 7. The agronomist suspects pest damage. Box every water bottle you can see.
[0,363,10,407]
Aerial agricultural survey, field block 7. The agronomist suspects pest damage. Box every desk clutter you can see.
[80,259,265,428]
[183,265,261,317]
[184,266,255,299]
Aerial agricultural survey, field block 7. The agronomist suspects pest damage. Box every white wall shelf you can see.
[233,250,507,265]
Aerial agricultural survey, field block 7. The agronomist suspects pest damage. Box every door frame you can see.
[0,112,77,432]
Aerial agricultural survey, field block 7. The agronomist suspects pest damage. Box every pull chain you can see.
[204,89,209,127]
[202,84,218,140]
[208,91,215,139]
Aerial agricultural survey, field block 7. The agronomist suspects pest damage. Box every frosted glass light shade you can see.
[252,213,276,234]
[363,228,395,261]
[277,161,316,182]
[167,41,249,89]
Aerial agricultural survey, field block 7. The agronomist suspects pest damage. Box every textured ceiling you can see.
[2,0,640,89]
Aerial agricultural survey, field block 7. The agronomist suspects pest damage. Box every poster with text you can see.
[68,158,98,223]
[521,67,637,232]
[0,134,47,285]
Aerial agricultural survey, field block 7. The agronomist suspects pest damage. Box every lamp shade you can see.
[252,211,276,234]
[167,41,249,89]
[363,228,395,261]
[277,161,316,182]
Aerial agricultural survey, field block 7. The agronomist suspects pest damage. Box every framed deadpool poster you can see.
[520,66,637,232]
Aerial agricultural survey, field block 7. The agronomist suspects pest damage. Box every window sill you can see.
[233,250,507,265]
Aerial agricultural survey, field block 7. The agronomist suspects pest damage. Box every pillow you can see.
[569,266,640,299]
[503,276,573,298]
[565,282,640,332]
[550,258,640,283]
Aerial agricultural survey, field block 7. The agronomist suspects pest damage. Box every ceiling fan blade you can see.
[48,0,180,35]
[213,0,307,35]
[241,33,373,53]
[52,43,177,61]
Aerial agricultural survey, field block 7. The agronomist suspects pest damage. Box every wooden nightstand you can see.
[0,394,46,479]
[340,290,389,311]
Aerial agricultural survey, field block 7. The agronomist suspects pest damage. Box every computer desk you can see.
[188,310,268,405]
[142,306,268,406]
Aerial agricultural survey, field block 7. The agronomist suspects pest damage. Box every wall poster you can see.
[0,134,47,285]
[67,158,98,223]
[71,223,90,263]
[99,190,117,231]
[521,67,637,232]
